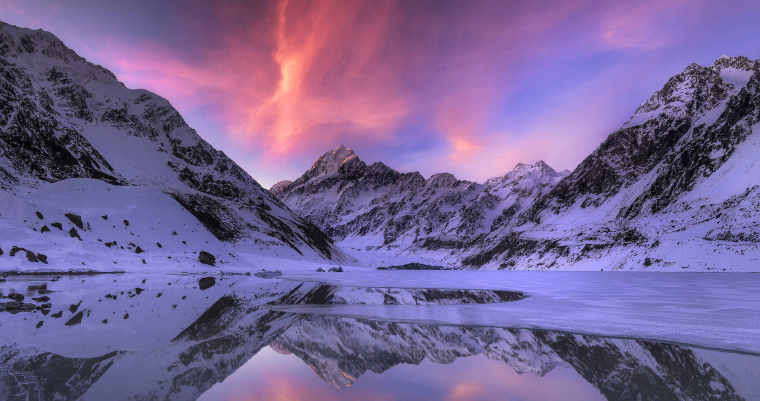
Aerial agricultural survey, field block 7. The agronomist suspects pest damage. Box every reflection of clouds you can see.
[447,381,485,401]
[201,346,604,401]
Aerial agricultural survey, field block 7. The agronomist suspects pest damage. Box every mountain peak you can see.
[711,55,758,73]
[427,172,459,187]
[484,160,565,191]
[0,20,117,82]
[512,160,556,175]
[309,145,359,177]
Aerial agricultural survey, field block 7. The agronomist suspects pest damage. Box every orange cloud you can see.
[246,0,409,155]
[100,0,411,161]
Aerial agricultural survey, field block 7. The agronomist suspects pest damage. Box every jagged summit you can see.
[514,160,553,171]
[309,145,359,177]
[273,145,567,252]
[275,54,760,271]
[4,18,758,272]
[484,161,565,192]
[624,55,759,129]
[508,160,558,177]
[426,172,459,188]
[0,20,118,84]
[464,54,760,270]
[711,55,759,73]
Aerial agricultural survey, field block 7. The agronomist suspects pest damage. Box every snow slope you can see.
[0,21,343,272]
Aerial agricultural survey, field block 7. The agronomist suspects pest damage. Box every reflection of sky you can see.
[198,346,605,401]
[3,1,760,186]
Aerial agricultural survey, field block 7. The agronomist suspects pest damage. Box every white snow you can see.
[683,123,760,203]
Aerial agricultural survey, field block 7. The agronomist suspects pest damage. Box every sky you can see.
[2,0,760,187]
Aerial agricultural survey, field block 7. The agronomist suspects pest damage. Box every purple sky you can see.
[2,0,760,187]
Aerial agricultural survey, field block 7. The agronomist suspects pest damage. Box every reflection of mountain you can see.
[271,316,560,387]
[0,284,753,401]
[0,346,120,401]
[273,316,745,401]
[103,283,335,401]
[535,332,742,401]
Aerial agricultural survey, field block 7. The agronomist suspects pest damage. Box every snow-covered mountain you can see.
[274,56,760,271]
[0,21,341,271]
[465,55,760,271]
[272,146,566,262]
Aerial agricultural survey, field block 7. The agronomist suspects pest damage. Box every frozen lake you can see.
[277,270,760,355]
[0,271,758,400]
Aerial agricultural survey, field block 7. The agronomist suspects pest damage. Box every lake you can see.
[0,272,758,400]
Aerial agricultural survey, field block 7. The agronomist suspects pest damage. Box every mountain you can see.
[274,56,760,271]
[467,55,760,270]
[272,145,566,263]
[0,21,340,271]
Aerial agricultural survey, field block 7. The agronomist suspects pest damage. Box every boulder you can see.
[198,276,216,290]
[198,251,216,266]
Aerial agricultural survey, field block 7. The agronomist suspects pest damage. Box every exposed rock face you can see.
[198,276,215,290]
[273,145,566,255]
[269,180,292,197]
[0,21,338,260]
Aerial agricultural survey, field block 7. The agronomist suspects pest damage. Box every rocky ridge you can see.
[273,145,566,259]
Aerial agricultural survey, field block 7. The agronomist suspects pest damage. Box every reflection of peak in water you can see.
[272,315,747,400]
[272,316,559,388]
[0,346,121,401]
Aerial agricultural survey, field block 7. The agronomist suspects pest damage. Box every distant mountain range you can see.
[273,56,760,271]
[272,146,567,257]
